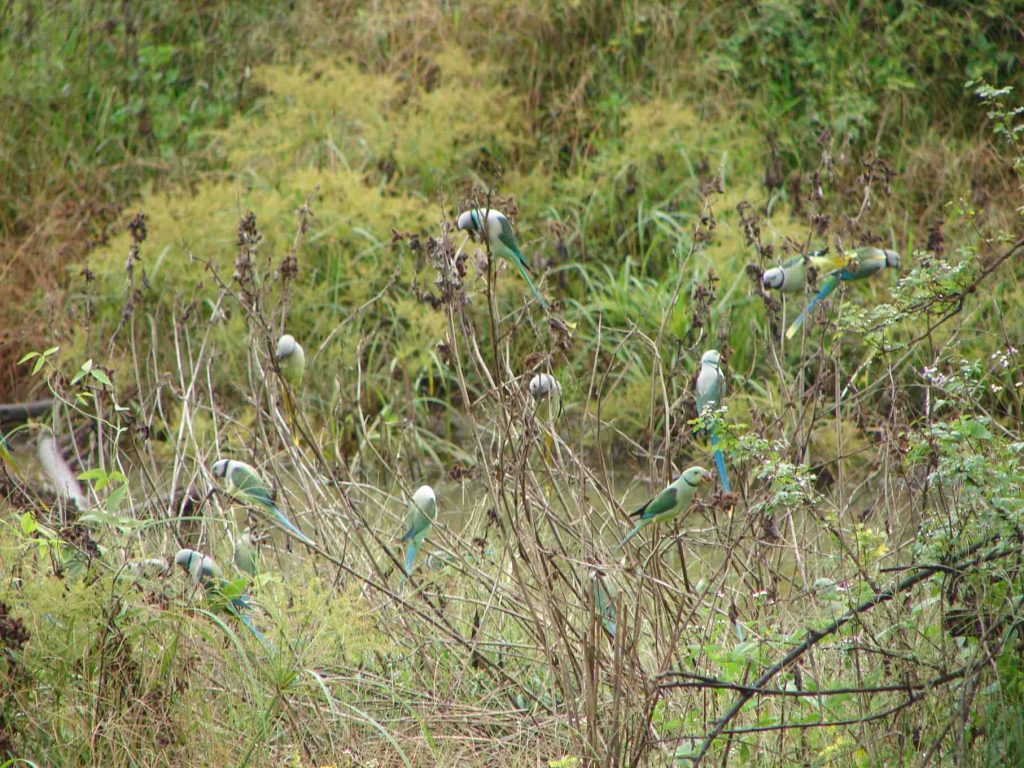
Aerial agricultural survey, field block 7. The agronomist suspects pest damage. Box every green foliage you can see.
[0,529,390,766]
[3,1,1024,766]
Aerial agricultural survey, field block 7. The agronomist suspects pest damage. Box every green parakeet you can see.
[761,249,854,292]
[457,208,549,309]
[695,349,730,493]
[211,459,315,546]
[232,528,259,577]
[618,466,713,548]
[174,548,270,647]
[784,247,902,339]
[401,485,437,576]
[275,334,305,387]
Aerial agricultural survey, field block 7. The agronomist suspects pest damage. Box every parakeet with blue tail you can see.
[761,249,855,292]
[591,571,617,638]
[695,349,731,493]
[401,485,437,576]
[784,247,902,339]
[617,466,713,549]
[457,208,549,309]
[211,459,315,546]
[174,548,271,648]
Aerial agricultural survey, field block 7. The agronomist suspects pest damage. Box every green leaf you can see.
[221,578,249,600]
[91,369,113,387]
[106,484,128,513]
[20,512,38,535]
[17,352,39,365]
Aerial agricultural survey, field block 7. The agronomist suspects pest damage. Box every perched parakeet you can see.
[761,249,855,292]
[617,466,713,549]
[456,208,549,309]
[695,349,731,493]
[275,334,305,387]
[174,548,270,647]
[232,528,259,577]
[785,247,902,339]
[591,571,617,638]
[400,485,437,576]
[529,372,563,419]
[211,459,315,546]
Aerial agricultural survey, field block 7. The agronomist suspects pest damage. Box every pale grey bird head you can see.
[174,548,201,575]
[456,208,506,241]
[456,208,482,235]
[700,349,721,368]
[211,459,229,479]
[275,334,300,362]
[174,548,219,582]
[884,249,901,269]
[412,484,436,514]
[761,266,786,289]
[529,373,561,400]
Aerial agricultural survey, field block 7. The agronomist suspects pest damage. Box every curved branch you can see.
[689,536,1009,764]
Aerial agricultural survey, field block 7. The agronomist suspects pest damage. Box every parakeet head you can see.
[174,548,200,573]
[529,372,561,400]
[700,349,721,368]
[412,485,437,514]
[761,267,786,289]
[682,466,714,486]
[211,459,229,479]
[276,334,300,361]
[456,209,483,236]
[457,208,507,239]
[884,250,901,269]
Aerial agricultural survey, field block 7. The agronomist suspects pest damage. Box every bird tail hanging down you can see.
[710,432,731,493]
[232,604,274,650]
[281,387,300,447]
[593,579,617,638]
[511,258,549,309]
[268,505,316,547]
[786,276,838,339]
[403,537,422,576]
[615,521,645,551]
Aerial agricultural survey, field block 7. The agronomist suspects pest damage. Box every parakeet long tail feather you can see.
[237,611,274,650]
[786,277,838,339]
[404,539,421,575]
[269,506,315,547]
[709,432,731,493]
[615,521,645,550]
[281,388,300,446]
[512,259,549,309]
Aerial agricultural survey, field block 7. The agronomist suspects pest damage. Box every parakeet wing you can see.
[496,218,529,270]
[632,486,678,521]
[785,273,840,339]
[231,465,275,508]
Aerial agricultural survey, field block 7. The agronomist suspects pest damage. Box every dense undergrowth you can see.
[2,1,1024,766]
